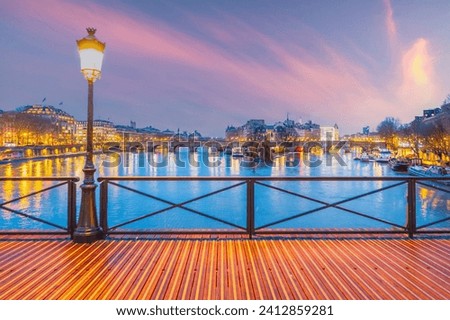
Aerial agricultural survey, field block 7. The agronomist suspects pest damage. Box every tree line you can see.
[0,112,60,145]
[377,116,449,163]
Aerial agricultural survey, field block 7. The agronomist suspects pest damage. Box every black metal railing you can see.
[98,176,450,238]
[0,177,79,236]
[0,176,448,238]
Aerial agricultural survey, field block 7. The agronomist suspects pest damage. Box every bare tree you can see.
[377,117,400,150]
[0,112,57,145]
[422,120,449,163]
[399,119,424,157]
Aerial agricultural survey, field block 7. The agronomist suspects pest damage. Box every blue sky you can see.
[1,0,450,136]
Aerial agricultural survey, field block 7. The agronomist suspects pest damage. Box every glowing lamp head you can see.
[77,28,105,82]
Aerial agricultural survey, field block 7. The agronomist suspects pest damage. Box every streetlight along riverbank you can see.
[73,28,105,243]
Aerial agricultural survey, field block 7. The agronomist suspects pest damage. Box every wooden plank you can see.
[164,240,193,299]
[267,239,314,299]
[365,239,449,299]
[92,241,148,299]
[20,242,96,300]
[0,241,75,299]
[323,239,394,299]
[110,240,159,299]
[340,239,423,299]
[192,240,210,299]
[234,240,254,299]
[242,240,268,299]
[284,239,337,299]
[57,241,127,299]
[0,238,449,300]
[126,240,168,299]
[301,240,362,299]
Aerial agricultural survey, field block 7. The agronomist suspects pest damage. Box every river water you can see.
[0,150,448,232]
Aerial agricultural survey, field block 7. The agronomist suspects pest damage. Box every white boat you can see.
[388,157,410,172]
[375,149,392,163]
[408,165,450,185]
[285,152,300,167]
[360,152,370,162]
[232,147,244,158]
[208,147,220,157]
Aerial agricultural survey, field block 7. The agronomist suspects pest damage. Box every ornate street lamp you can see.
[73,28,105,243]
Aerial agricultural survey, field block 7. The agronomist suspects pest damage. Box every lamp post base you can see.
[73,182,103,244]
[73,226,103,243]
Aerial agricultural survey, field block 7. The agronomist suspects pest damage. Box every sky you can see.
[1,0,450,137]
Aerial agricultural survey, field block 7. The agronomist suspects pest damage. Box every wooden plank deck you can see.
[0,236,449,300]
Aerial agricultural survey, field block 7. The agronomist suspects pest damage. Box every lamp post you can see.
[73,28,105,243]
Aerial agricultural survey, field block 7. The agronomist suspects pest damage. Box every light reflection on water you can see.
[0,151,448,231]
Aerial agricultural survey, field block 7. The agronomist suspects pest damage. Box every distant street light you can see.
[73,28,105,243]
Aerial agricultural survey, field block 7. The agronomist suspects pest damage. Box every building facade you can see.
[20,104,76,144]
[320,124,340,141]
[76,119,117,145]
[225,117,322,142]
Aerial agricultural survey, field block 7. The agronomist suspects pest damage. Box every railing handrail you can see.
[98,176,450,182]
[0,177,79,182]
[0,176,78,236]
[1,176,448,239]
[98,175,450,238]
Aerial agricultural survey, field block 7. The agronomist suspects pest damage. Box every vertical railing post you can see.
[247,179,255,239]
[99,179,108,238]
[68,179,77,239]
[407,178,416,238]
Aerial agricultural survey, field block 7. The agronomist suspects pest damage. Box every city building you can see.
[294,120,321,140]
[20,104,76,144]
[320,124,340,141]
[1,103,202,147]
[362,126,370,135]
[225,117,321,141]
[225,125,239,141]
[76,119,117,145]
[423,108,441,118]
[422,103,450,133]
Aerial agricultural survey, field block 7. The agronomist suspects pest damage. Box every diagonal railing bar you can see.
[108,181,178,206]
[255,180,406,208]
[256,181,334,205]
[416,181,450,194]
[417,216,450,230]
[107,181,247,231]
[96,176,449,237]
[0,181,68,207]
[256,201,406,231]
[108,181,246,209]
[255,180,407,230]
[108,203,247,231]
[0,205,67,230]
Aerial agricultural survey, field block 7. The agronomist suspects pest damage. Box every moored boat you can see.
[375,149,392,163]
[223,147,232,155]
[388,158,410,172]
[285,152,300,167]
[408,165,450,185]
[208,147,220,157]
[232,147,244,157]
[360,152,370,162]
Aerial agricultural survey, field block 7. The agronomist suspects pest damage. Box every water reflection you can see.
[0,151,448,230]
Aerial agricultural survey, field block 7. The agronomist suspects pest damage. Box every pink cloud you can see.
[383,0,397,46]
[398,38,439,107]
[3,0,441,133]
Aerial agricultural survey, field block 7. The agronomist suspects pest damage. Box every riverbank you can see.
[0,151,88,165]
